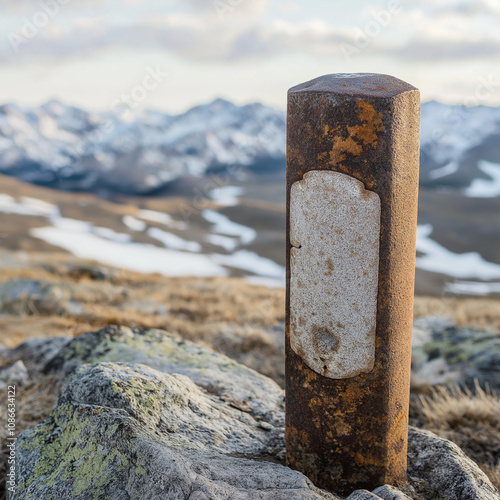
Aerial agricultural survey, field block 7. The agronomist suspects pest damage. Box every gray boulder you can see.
[1,336,70,374]
[12,361,336,500]
[0,360,29,389]
[411,321,500,392]
[372,485,411,500]
[42,325,285,423]
[346,491,381,499]
[9,326,500,499]
[407,427,499,500]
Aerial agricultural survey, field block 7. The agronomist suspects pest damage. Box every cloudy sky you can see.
[1,0,499,113]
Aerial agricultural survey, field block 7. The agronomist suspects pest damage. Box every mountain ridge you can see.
[1,98,500,197]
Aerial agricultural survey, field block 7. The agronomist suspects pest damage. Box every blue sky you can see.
[1,0,499,112]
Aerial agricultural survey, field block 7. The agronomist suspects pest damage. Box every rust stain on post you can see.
[285,73,420,496]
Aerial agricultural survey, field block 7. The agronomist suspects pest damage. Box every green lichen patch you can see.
[16,403,136,499]
[46,326,239,375]
[418,327,499,364]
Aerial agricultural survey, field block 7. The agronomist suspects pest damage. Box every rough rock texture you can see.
[346,491,380,499]
[1,337,70,373]
[407,427,499,499]
[9,327,500,500]
[12,361,336,500]
[411,318,500,391]
[372,485,412,500]
[43,325,287,424]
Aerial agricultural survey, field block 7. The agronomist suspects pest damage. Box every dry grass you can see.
[414,296,500,332]
[0,253,286,384]
[0,376,61,500]
[411,382,500,488]
[1,255,500,387]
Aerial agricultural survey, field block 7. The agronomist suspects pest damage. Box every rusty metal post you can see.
[285,74,420,496]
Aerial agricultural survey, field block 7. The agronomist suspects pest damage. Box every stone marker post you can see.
[285,74,420,495]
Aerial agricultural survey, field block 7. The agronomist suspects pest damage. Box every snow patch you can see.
[202,209,256,245]
[0,194,60,218]
[148,227,201,252]
[446,280,500,296]
[428,161,459,180]
[93,226,131,243]
[137,209,187,230]
[205,234,238,251]
[123,215,146,231]
[465,160,500,198]
[209,186,243,206]
[416,224,500,280]
[212,250,285,281]
[31,226,227,277]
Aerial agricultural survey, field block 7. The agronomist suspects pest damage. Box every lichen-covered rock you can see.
[56,362,285,459]
[43,325,285,423]
[407,427,499,499]
[9,325,500,500]
[411,321,500,391]
[11,361,337,500]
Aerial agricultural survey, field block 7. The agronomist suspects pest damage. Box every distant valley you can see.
[0,98,500,296]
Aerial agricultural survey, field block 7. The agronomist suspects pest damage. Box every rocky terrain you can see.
[1,325,499,499]
[0,252,499,499]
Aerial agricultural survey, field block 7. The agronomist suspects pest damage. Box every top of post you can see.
[288,73,418,99]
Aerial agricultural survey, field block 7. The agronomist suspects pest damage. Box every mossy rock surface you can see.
[43,325,284,422]
[9,325,500,499]
[12,361,334,500]
[412,324,500,391]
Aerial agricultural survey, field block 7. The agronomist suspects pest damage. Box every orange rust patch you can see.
[348,101,384,146]
[328,136,363,165]
[320,101,385,166]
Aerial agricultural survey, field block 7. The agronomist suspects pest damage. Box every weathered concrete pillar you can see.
[285,73,420,496]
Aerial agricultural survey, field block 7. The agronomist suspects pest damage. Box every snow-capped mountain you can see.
[1,98,500,196]
[0,98,286,194]
[420,101,500,194]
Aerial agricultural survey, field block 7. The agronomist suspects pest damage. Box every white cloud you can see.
[0,0,107,11]
[389,1,500,60]
[2,0,500,65]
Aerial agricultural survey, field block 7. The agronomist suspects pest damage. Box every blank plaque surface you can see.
[289,170,381,379]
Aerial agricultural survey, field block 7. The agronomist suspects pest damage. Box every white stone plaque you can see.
[290,170,380,379]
